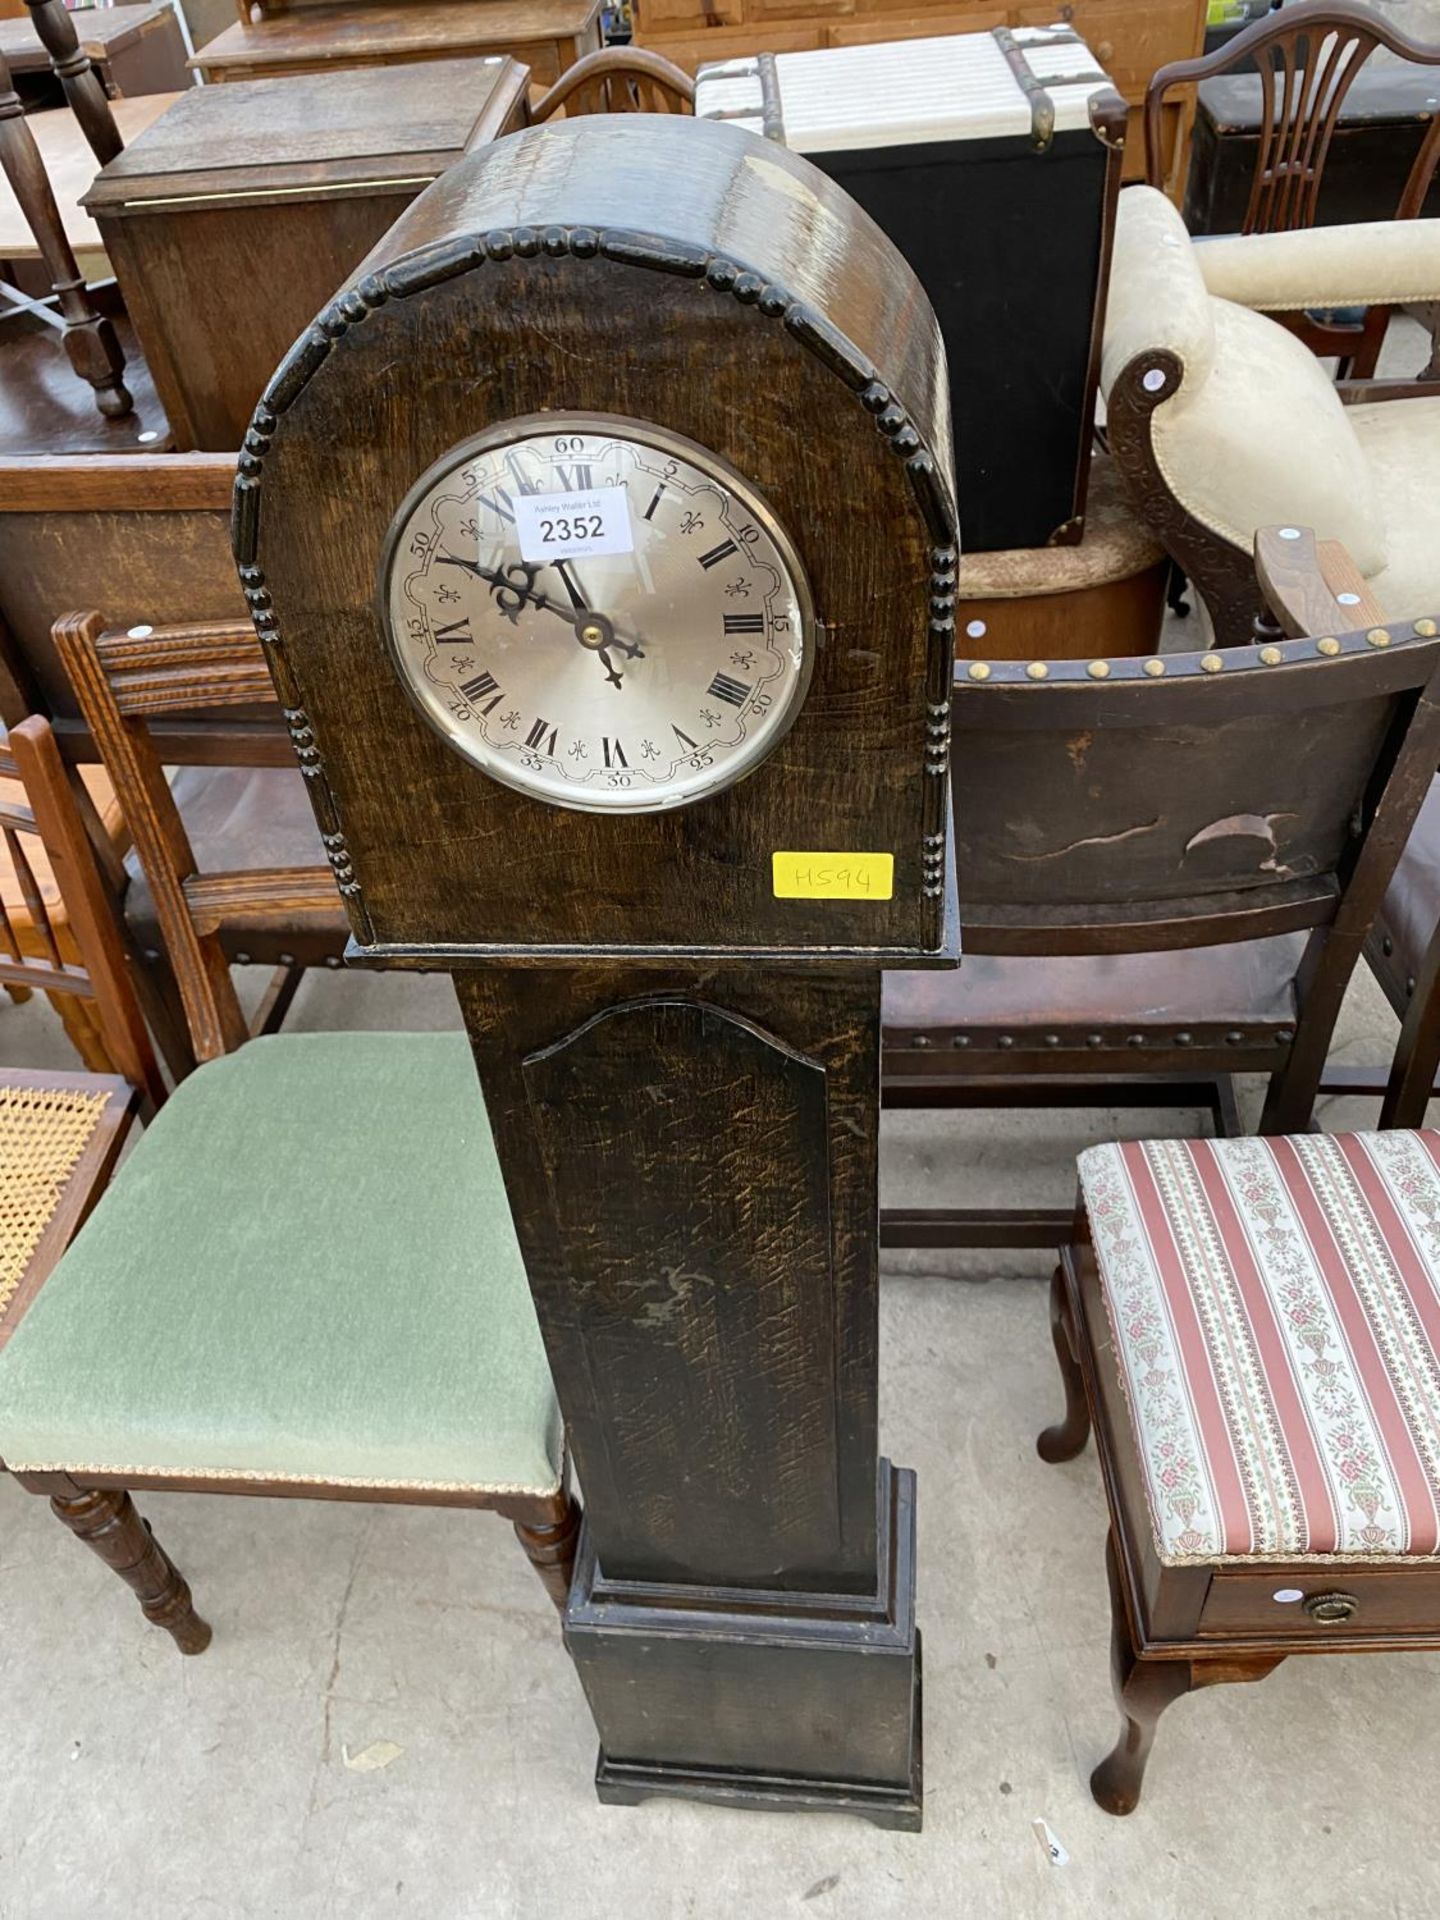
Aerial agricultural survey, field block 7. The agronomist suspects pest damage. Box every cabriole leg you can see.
[1037,1264,1090,1463]
[1090,1531,1190,1814]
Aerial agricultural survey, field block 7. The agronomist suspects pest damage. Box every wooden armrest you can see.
[182,866,342,938]
[1253,527,1386,639]
[1339,377,1440,407]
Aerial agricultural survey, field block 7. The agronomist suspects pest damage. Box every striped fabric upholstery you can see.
[1078,1132,1440,1564]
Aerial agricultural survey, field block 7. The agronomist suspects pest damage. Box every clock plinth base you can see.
[592,1651,923,1832]
[565,1462,922,1832]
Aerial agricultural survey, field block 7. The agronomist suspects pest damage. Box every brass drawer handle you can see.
[1303,1591,1359,1624]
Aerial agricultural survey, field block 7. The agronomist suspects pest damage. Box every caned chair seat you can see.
[0,1076,121,1319]
[0,1032,562,1495]
[1080,1130,1440,1563]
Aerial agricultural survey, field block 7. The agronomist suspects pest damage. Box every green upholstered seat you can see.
[0,1033,562,1494]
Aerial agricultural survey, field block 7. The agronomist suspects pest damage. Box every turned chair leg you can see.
[1037,1265,1090,1463]
[1090,1531,1192,1814]
[45,1486,211,1654]
[513,1490,581,1613]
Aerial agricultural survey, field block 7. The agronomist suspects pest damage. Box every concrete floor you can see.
[1,962,1435,1919]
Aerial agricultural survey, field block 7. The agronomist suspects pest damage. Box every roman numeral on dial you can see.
[723,613,764,635]
[603,737,627,769]
[525,717,559,755]
[698,539,738,570]
[459,671,503,715]
[708,672,751,708]
[433,616,472,644]
[475,488,515,524]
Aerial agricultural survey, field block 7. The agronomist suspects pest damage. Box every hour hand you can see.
[437,553,543,626]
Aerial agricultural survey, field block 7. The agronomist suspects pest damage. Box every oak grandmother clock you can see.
[235,114,957,1830]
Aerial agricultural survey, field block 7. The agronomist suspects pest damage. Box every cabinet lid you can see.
[83,55,524,211]
[0,0,173,69]
[192,0,600,70]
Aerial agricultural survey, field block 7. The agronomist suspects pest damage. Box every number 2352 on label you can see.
[772,852,895,901]
[514,486,634,564]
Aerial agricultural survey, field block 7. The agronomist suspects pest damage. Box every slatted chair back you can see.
[53,611,339,1065]
[530,48,696,122]
[951,609,1440,1123]
[1145,0,1440,231]
[0,717,164,1107]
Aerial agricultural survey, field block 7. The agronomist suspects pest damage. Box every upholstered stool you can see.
[957,457,1167,662]
[1045,1128,1440,1812]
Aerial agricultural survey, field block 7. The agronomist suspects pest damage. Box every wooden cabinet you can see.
[636,0,1206,188]
[82,58,530,450]
[0,1,191,105]
[190,0,601,84]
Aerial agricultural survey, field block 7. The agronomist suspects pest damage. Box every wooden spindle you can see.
[0,49,131,418]
[22,0,123,167]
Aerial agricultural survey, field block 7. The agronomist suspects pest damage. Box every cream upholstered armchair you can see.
[1102,186,1440,646]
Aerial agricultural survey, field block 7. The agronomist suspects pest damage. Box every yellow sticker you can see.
[772,852,894,901]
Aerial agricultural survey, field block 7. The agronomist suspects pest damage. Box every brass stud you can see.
[1415,618,1438,638]
[1317,636,1341,656]
[1365,627,1390,647]
[1087,659,1110,679]
[967,661,991,681]
[1259,645,1283,665]
[1142,657,1166,677]
[1200,653,1224,673]
[1025,661,1048,680]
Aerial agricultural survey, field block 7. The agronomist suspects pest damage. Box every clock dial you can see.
[379,416,814,812]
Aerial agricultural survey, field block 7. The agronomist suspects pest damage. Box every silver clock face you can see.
[379,415,815,813]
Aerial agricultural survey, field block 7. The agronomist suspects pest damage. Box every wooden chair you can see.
[0,453,349,1072]
[880,532,1440,1251]
[0,0,130,418]
[1144,0,1440,375]
[0,756,149,1078]
[530,47,694,121]
[0,612,581,1644]
[0,711,164,1110]
[1045,1121,1440,1814]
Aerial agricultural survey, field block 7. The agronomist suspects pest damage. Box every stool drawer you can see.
[1199,1566,1440,1638]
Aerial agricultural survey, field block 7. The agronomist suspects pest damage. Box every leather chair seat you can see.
[0,1033,562,1492]
[123,764,347,964]
[1375,774,1440,997]
[882,935,1305,1034]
